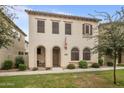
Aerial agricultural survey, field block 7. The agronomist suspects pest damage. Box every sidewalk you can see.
[0,67,124,77]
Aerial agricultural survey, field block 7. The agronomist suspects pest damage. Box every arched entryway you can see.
[37,46,45,67]
[53,47,61,67]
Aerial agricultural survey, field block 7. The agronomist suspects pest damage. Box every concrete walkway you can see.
[0,67,124,77]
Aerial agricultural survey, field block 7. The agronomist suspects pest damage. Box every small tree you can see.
[0,5,17,48]
[15,56,25,68]
[93,8,124,84]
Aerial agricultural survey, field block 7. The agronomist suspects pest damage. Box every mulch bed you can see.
[0,69,19,72]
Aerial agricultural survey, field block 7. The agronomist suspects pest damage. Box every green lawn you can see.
[0,70,124,88]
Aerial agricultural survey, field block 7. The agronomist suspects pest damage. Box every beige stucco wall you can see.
[28,14,99,69]
[0,29,26,68]
[25,41,29,53]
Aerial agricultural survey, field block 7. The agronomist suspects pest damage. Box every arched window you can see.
[71,48,79,61]
[83,48,91,60]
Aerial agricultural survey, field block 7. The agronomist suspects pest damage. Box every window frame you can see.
[52,21,59,34]
[37,20,45,33]
[65,23,71,35]
[71,48,79,61]
[83,48,91,60]
[82,24,92,35]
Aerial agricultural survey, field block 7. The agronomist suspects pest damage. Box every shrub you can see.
[32,67,38,71]
[19,64,26,71]
[15,56,24,68]
[2,60,13,70]
[98,59,103,66]
[107,62,113,66]
[67,64,75,69]
[79,60,88,68]
[117,63,124,67]
[91,63,100,68]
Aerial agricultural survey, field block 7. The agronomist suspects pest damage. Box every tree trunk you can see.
[113,51,117,84]
[118,49,122,64]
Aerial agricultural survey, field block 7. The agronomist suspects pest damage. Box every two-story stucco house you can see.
[0,12,27,68]
[26,10,100,69]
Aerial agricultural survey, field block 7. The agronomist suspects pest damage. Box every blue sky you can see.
[13,5,124,40]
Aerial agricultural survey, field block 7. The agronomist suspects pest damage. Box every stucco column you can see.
[61,48,64,68]
[91,53,98,63]
[61,49,68,68]
[79,49,82,61]
[45,47,52,68]
[29,46,37,69]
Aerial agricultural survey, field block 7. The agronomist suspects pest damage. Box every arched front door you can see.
[37,46,45,67]
[53,47,60,67]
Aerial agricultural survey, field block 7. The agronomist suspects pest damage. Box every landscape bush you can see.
[79,60,88,68]
[15,56,24,68]
[32,67,38,71]
[98,59,103,66]
[19,64,27,71]
[2,60,13,70]
[67,64,75,69]
[91,63,100,68]
[107,62,113,66]
[117,63,124,67]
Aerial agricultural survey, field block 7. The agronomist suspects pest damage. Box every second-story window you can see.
[37,20,45,33]
[52,22,59,34]
[65,23,71,35]
[82,24,92,35]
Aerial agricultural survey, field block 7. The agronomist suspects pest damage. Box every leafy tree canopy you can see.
[0,5,17,48]
[93,7,124,84]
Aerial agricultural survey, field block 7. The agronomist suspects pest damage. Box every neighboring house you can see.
[0,12,27,68]
[26,10,100,69]
[99,23,124,64]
